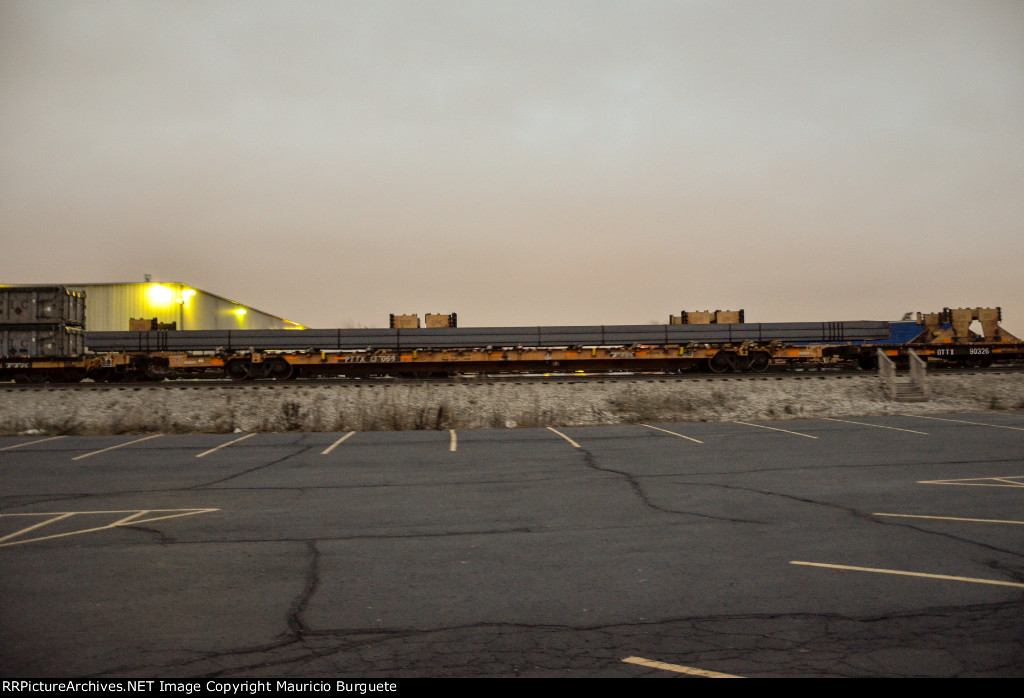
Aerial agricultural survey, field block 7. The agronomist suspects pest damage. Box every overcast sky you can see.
[2,1,1022,330]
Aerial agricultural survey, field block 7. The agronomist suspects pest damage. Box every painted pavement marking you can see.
[904,415,1024,431]
[547,427,581,449]
[321,431,356,455]
[450,429,458,452]
[918,475,1024,488]
[729,420,817,439]
[0,436,67,451]
[817,417,927,435]
[640,424,703,444]
[72,434,163,461]
[196,433,256,458]
[622,656,741,678]
[0,509,220,547]
[791,561,1024,589]
[874,513,1024,525]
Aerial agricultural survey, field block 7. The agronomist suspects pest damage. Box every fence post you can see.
[908,349,928,399]
[877,348,896,399]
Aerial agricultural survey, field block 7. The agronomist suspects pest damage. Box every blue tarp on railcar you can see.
[880,321,927,344]
[823,321,928,345]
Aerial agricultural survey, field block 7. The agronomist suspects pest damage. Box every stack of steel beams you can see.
[85,321,891,354]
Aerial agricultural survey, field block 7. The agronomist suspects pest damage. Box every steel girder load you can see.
[85,321,891,353]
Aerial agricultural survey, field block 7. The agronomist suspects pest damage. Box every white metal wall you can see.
[65,283,303,331]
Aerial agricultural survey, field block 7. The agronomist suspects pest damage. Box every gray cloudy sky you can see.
[2,0,1022,330]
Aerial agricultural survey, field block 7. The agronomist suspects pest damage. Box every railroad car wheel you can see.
[708,352,732,373]
[226,360,252,381]
[90,369,114,383]
[749,352,771,373]
[63,369,87,383]
[265,358,295,380]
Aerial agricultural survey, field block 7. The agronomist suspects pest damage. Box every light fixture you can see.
[147,284,174,304]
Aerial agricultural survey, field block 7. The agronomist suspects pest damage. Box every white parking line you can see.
[450,429,457,452]
[904,415,1024,431]
[874,513,1024,525]
[0,509,219,547]
[321,431,356,455]
[791,561,1024,588]
[196,433,256,458]
[547,427,581,448]
[0,513,74,543]
[729,421,817,439]
[640,424,703,444]
[623,656,741,678]
[818,417,927,435]
[0,436,67,451]
[918,475,1024,488]
[71,434,163,461]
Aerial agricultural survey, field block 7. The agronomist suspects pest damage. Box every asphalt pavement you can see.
[2,412,1022,677]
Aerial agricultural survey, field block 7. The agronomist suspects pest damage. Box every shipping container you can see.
[1,325,85,357]
[0,286,85,325]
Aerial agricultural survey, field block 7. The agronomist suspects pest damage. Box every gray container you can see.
[0,286,86,325]
[1,325,85,357]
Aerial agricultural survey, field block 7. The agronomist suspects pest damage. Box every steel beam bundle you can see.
[85,321,891,354]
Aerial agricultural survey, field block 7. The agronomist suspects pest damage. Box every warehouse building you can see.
[53,282,307,331]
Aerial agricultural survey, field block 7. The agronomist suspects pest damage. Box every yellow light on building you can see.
[235,308,247,316]
[147,284,174,304]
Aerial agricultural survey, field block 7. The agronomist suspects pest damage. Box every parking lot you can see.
[2,412,1022,677]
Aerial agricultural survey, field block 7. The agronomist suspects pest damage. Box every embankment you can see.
[2,372,1022,434]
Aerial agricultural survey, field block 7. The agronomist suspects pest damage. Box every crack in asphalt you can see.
[286,540,320,637]
[121,524,174,545]
[625,455,1024,480]
[191,447,316,488]
[85,598,1024,678]
[984,559,1024,585]
[577,449,767,524]
[0,493,94,509]
[673,479,1024,561]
